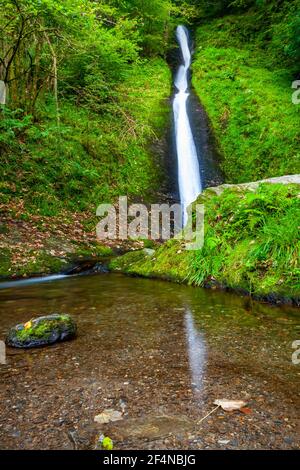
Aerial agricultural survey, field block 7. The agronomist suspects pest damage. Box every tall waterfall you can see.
[173,26,202,225]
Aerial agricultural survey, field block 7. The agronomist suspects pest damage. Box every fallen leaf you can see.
[24,321,32,330]
[94,409,123,424]
[214,399,247,412]
[240,407,252,415]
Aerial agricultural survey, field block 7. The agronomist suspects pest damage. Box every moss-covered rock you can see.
[6,314,77,348]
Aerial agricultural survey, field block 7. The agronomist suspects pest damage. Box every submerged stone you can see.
[6,313,77,348]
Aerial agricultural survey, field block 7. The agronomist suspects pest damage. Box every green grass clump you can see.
[188,183,300,301]
[192,14,300,183]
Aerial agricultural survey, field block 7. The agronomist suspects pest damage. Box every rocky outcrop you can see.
[205,174,300,196]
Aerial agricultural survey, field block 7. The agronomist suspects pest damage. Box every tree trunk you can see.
[44,32,59,125]
[0,80,8,104]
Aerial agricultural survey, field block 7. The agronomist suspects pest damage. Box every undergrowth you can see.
[0,59,171,216]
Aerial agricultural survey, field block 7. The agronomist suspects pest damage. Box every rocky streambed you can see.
[0,273,299,450]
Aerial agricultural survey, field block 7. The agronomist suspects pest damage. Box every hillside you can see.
[110,1,300,304]
[1,0,299,303]
[0,1,172,277]
[191,1,300,182]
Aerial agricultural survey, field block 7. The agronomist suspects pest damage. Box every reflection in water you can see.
[185,309,206,400]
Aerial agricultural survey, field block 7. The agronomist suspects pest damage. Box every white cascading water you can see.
[173,25,202,225]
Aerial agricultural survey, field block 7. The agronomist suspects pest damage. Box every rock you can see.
[206,174,300,197]
[218,439,230,445]
[6,314,77,348]
[104,415,192,441]
[143,248,155,257]
[94,409,123,424]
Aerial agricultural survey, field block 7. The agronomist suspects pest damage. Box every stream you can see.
[0,273,299,449]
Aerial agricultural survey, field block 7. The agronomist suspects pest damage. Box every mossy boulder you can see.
[6,314,77,348]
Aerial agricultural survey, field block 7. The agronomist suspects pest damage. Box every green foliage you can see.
[188,184,300,301]
[107,0,173,55]
[0,59,170,215]
[277,8,300,62]
[0,107,33,150]
[0,1,172,216]
[14,250,67,276]
[192,12,300,183]
[111,184,300,302]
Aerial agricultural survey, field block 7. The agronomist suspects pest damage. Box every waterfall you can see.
[173,26,202,225]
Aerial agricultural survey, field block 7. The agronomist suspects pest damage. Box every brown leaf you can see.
[240,407,252,415]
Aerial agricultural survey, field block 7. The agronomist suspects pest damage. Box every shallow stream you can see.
[0,273,299,449]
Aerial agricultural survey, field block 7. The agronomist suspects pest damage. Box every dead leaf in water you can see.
[240,407,252,415]
[24,320,32,330]
[214,399,247,412]
[94,409,123,424]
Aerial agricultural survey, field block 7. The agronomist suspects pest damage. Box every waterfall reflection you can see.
[184,308,206,400]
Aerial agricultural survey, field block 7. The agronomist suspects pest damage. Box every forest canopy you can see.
[0,0,299,114]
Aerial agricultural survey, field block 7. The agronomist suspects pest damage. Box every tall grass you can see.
[188,184,300,300]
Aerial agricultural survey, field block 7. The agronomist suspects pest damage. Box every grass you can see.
[0,58,171,216]
[188,183,300,302]
[192,14,300,183]
[110,183,300,304]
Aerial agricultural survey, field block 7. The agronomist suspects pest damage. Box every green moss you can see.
[15,251,67,278]
[0,248,12,277]
[192,15,300,183]
[110,183,300,303]
[16,322,52,341]
[10,314,76,346]
[142,239,156,249]
[17,316,69,341]
[73,243,113,258]
[110,241,191,283]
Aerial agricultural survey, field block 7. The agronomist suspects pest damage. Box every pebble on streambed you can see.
[6,313,77,348]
